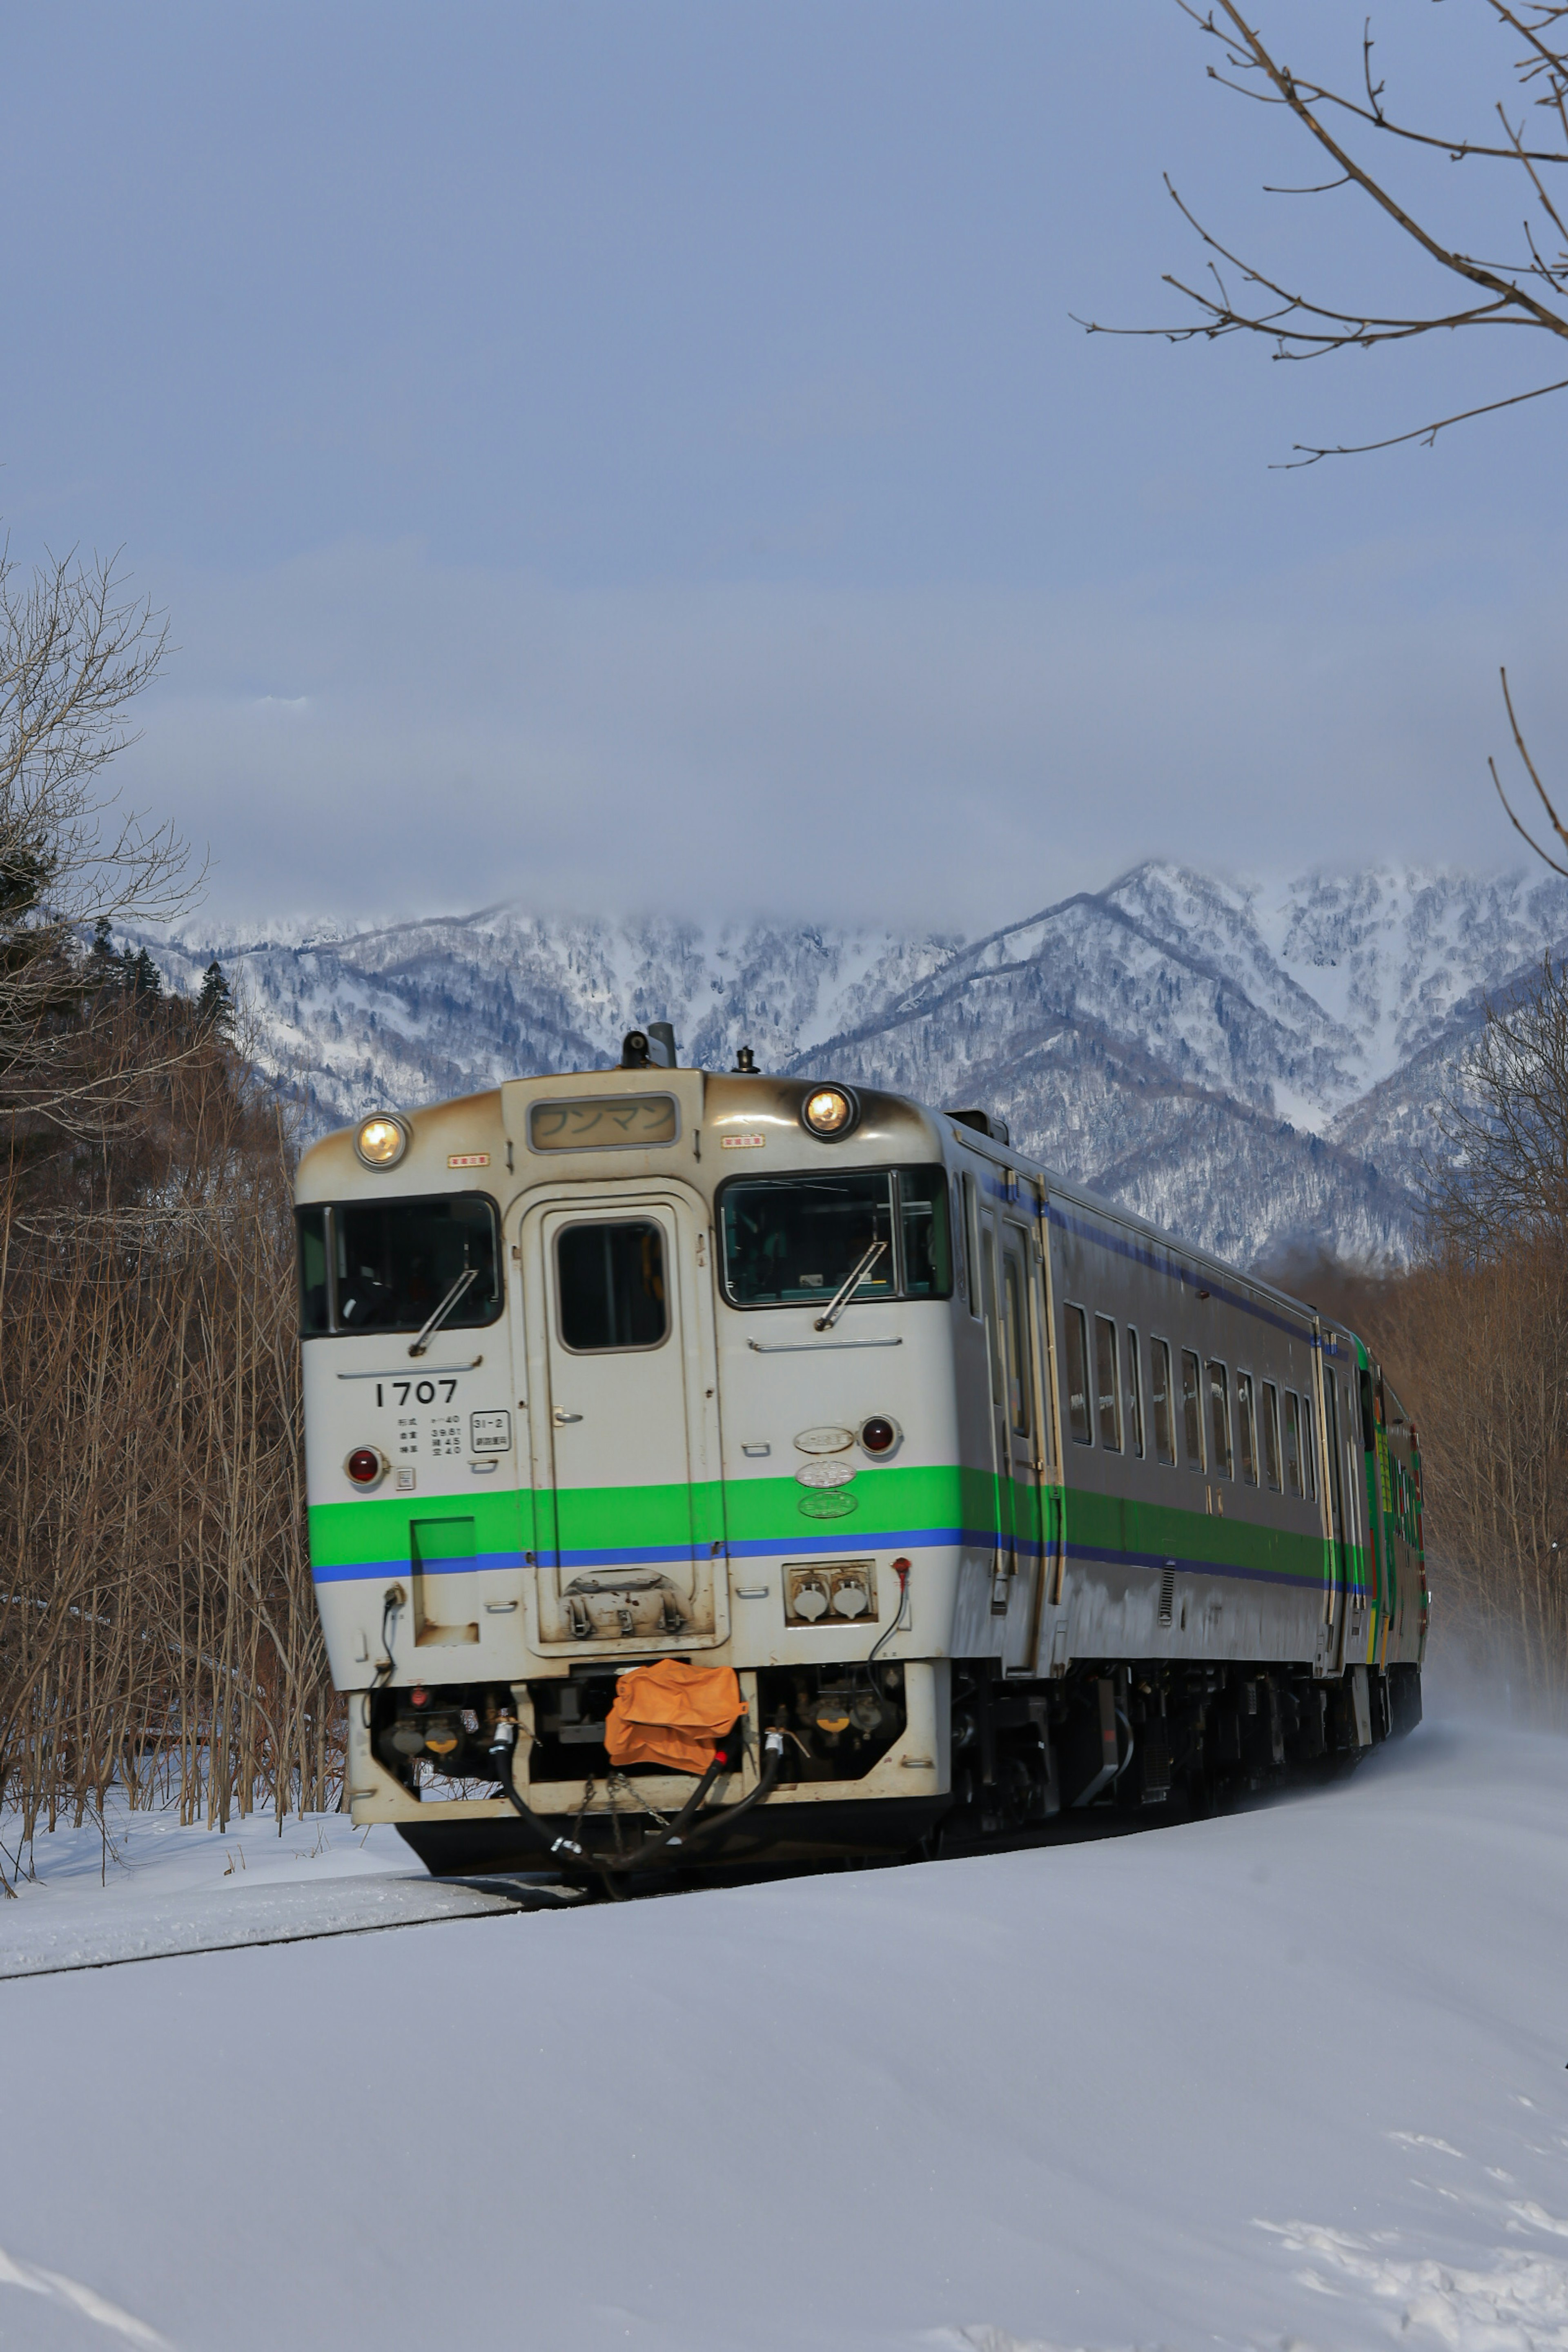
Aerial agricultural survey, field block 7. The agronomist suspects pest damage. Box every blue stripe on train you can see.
[313,1532,1345,1590]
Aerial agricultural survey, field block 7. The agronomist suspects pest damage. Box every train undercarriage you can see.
[374,1656,1422,1888]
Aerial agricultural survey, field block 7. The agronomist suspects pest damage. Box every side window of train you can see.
[1064,1304,1093,1444]
[1002,1245,1032,1439]
[1094,1314,1122,1450]
[1301,1392,1318,1499]
[1150,1338,1176,1466]
[963,1174,983,1321]
[1180,1348,1205,1470]
[556,1220,669,1352]
[1208,1360,1233,1479]
[1125,1325,1145,1459]
[1282,1390,1303,1497]
[1236,1372,1258,1486]
[1261,1381,1283,1491]
[981,1226,1004,1406]
[951,1176,967,1307]
[296,1205,329,1335]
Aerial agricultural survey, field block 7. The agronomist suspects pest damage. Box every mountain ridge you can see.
[130,861,1568,1271]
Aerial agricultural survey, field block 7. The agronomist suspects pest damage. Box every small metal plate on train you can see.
[795,1425,854,1454]
[796,1458,855,1489]
[799,1490,858,1520]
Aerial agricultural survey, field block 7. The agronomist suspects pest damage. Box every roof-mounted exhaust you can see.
[621,1021,679,1070]
[947,1107,1010,1145]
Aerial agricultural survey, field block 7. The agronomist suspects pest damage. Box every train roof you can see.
[301,1058,1352,1350]
[929,1097,1323,1336]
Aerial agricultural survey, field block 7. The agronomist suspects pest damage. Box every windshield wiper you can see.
[408,1263,480,1358]
[814,1237,887,1332]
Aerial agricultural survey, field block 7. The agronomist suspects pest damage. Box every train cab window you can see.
[1064,1305,1092,1444]
[1236,1372,1258,1486]
[719,1168,950,1308]
[1094,1314,1122,1450]
[1301,1393,1318,1499]
[1125,1326,1145,1459]
[900,1168,953,1295]
[1283,1390,1303,1496]
[296,1206,328,1336]
[318,1194,503,1337]
[556,1220,668,1351]
[1262,1381,1283,1491]
[1150,1339,1176,1465]
[1208,1361,1233,1479]
[1180,1348,1205,1470]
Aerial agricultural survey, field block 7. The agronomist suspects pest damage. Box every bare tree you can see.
[1080,2,1568,463]
[0,1002,337,1869]
[1427,951,1568,1254]
[0,532,199,1126]
[1081,8,1568,873]
[0,537,337,1867]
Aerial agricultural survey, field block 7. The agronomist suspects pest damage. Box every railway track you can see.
[0,1870,585,1981]
[0,1765,1346,1981]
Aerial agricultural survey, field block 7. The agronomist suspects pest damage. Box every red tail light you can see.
[346,1447,383,1488]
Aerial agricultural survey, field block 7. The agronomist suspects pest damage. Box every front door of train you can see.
[515,1187,728,1655]
[978,1203,1046,1673]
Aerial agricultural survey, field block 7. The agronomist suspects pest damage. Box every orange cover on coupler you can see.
[603,1659,744,1773]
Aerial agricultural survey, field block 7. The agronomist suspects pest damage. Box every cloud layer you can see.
[122,534,1568,929]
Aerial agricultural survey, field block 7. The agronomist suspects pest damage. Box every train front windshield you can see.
[719,1167,950,1308]
[296,1195,502,1336]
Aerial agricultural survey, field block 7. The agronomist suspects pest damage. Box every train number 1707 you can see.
[375,1379,459,1407]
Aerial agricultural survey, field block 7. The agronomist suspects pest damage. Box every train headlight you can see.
[802,1085,858,1139]
[355,1113,409,1169]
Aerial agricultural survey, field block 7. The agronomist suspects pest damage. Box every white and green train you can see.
[296,1033,1427,1883]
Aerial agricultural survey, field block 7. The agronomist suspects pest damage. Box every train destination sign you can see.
[528,1094,679,1151]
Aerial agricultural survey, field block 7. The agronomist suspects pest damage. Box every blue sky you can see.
[4,1,1563,927]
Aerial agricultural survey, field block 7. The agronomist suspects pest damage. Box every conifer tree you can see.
[196,958,234,1037]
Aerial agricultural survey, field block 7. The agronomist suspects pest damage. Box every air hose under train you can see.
[486,1717,786,1890]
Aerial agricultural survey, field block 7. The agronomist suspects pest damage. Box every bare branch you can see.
[1501,664,1568,841]
[1490,756,1568,875]
[1095,4,1568,458]
[1281,369,1568,460]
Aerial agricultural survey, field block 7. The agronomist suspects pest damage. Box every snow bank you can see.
[2,1715,1565,2352]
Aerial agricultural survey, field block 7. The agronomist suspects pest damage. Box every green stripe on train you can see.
[309,1463,1336,1590]
[308,1486,532,1569]
[1062,1485,1332,1587]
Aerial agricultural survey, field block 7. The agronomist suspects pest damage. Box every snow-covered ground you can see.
[2,1713,1566,2352]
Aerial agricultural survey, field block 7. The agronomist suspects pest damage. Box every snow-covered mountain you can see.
[138,863,1568,1270]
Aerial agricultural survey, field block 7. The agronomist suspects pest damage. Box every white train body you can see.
[296,1059,1426,1873]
